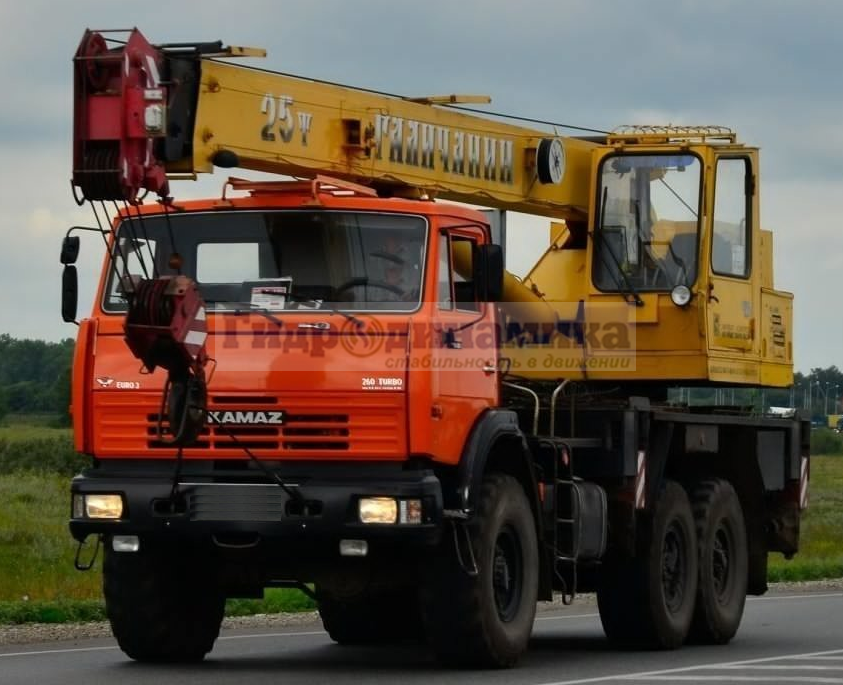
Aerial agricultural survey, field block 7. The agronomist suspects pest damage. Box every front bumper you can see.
[69,461,444,549]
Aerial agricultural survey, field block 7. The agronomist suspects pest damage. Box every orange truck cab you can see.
[70,178,509,539]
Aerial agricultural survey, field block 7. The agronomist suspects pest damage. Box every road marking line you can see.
[626,677,843,683]
[219,630,326,640]
[715,665,843,670]
[749,593,843,602]
[535,613,599,622]
[532,648,843,685]
[0,646,117,658]
[0,629,327,658]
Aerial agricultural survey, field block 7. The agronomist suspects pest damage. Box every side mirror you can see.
[61,236,81,265]
[62,265,78,323]
[473,244,504,302]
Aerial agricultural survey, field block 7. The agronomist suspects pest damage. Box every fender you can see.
[454,408,552,599]
[455,409,532,513]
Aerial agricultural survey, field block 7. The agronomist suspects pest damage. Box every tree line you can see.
[0,334,74,423]
[0,332,841,425]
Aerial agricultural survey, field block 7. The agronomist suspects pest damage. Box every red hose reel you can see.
[124,275,209,445]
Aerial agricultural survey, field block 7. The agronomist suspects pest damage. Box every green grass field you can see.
[0,454,840,624]
[768,455,843,581]
[0,425,72,442]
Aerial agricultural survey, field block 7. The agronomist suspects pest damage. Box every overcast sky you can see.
[1,0,841,373]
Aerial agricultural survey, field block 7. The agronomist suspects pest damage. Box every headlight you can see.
[359,497,397,524]
[670,284,692,307]
[84,494,124,519]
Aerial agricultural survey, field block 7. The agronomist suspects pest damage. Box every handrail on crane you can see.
[221,175,379,201]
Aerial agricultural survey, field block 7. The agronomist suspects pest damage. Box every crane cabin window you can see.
[103,211,427,313]
[593,154,702,294]
[712,157,751,278]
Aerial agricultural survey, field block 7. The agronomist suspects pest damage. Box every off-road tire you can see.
[317,587,424,645]
[597,480,698,649]
[103,542,225,662]
[688,479,748,644]
[420,473,539,668]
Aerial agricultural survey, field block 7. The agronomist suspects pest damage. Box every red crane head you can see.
[72,29,170,203]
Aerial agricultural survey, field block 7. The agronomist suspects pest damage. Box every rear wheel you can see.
[420,473,539,668]
[689,479,748,644]
[598,480,698,649]
[104,542,224,662]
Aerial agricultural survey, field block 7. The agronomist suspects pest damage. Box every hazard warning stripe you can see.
[799,455,809,510]
[635,449,646,510]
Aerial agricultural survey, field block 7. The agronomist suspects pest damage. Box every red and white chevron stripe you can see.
[182,305,207,360]
[635,449,646,510]
[799,455,809,510]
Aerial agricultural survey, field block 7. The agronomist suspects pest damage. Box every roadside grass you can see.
[768,455,843,581]
[0,473,315,624]
[0,413,69,431]
[0,448,839,624]
[0,473,101,603]
[0,424,72,442]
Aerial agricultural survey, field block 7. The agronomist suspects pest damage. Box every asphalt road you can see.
[2,589,843,685]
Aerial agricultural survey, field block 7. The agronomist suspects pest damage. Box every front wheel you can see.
[598,480,698,649]
[103,542,225,662]
[420,474,539,668]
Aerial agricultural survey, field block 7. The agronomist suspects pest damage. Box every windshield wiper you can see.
[207,299,365,330]
[594,187,644,307]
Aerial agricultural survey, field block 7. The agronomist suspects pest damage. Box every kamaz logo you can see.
[207,410,285,425]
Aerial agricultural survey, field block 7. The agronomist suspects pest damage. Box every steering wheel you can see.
[334,277,404,299]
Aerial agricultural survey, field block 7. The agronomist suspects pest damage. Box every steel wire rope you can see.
[205,58,611,135]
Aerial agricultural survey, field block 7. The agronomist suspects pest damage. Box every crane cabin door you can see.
[705,155,760,383]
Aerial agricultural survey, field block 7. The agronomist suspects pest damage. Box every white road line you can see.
[715,665,843,670]
[627,678,843,683]
[219,630,327,640]
[0,645,117,658]
[535,613,599,622]
[748,593,843,602]
[0,628,327,658]
[533,649,843,685]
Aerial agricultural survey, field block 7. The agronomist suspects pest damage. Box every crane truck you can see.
[64,28,809,667]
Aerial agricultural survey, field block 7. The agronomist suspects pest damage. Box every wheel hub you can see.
[662,521,687,613]
[492,526,522,622]
[712,524,732,599]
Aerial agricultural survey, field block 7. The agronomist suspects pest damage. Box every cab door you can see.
[429,226,499,457]
[705,155,760,382]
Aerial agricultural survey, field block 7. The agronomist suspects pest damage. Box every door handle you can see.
[482,363,496,375]
[708,283,720,303]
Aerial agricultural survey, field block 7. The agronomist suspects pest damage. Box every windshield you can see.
[593,153,701,292]
[104,211,427,313]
